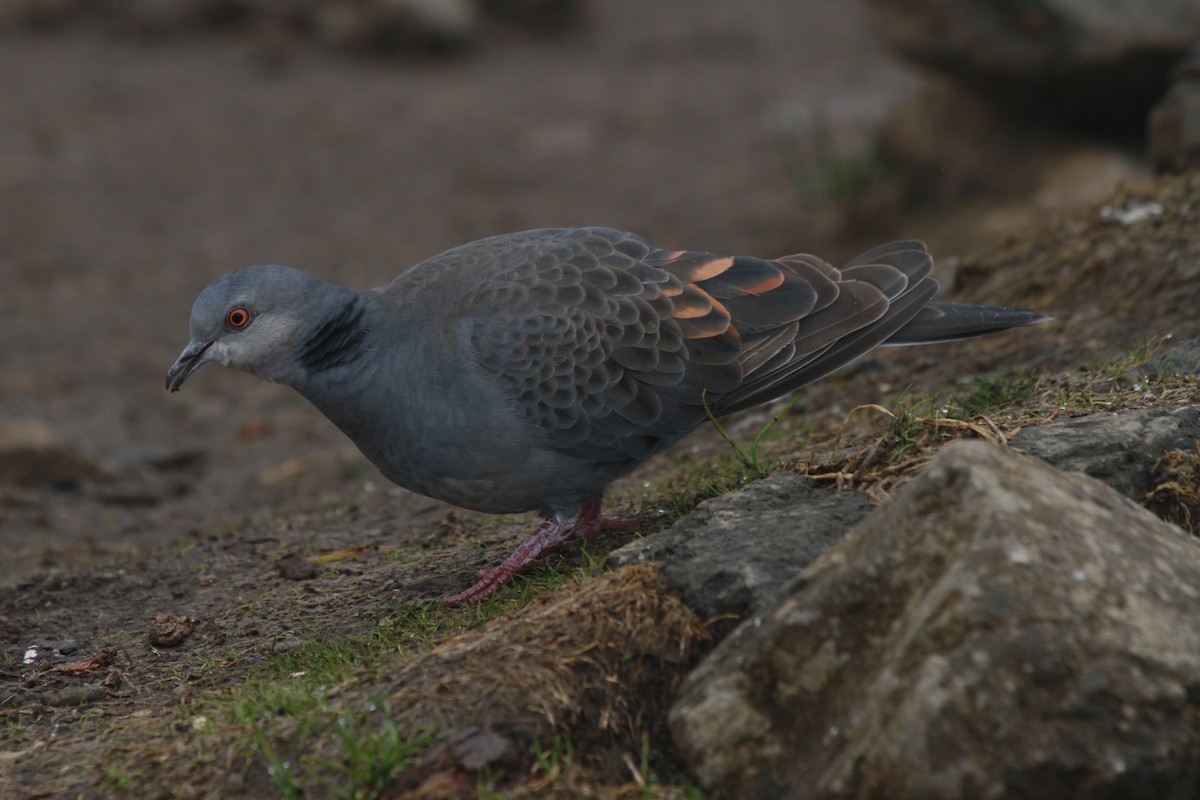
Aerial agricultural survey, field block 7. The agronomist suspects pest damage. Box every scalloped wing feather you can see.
[456,230,958,463]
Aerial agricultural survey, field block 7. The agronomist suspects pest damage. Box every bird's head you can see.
[166,265,330,391]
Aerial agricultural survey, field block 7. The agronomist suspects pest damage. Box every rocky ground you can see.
[3,2,1200,798]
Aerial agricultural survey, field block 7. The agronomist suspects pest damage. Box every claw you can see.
[440,492,638,605]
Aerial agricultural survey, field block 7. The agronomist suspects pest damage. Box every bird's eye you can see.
[226,307,253,330]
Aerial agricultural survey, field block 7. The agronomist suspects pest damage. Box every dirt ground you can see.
[0,0,919,568]
[2,2,1196,797]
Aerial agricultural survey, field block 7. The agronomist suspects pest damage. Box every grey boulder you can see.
[671,440,1200,799]
[1011,404,1200,500]
[864,0,1200,128]
[610,472,869,621]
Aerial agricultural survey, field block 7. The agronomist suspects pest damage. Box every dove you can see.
[166,227,1048,604]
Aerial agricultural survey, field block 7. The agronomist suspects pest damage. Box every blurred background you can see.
[1,0,1197,570]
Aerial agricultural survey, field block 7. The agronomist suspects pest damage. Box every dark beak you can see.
[165,340,214,392]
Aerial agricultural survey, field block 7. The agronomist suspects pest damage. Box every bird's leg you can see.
[543,493,639,549]
[440,492,638,606]
[440,517,569,606]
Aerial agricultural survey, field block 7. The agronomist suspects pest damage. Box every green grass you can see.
[880,390,942,457]
[788,124,887,208]
[1,712,33,748]
[475,767,507,799]
[322,700,441,800]
[858,339,1176,442]
[703,390,801,478]
[205,564,623,799]
[218,621,458,799]
[627,733,712,800]
[644,451,761,524]
[219,582,592,799]
[829,386,948,462]
[102,763,141,791]
[528,731,711,800]
[1032,338,1185,415]
[945,371,1041,418]
[247,696,444,800]
[531,734,575,780]
[211,561,704,798]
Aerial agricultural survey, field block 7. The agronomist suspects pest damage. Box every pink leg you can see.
[440,493,637,606]
[544,494,638,547]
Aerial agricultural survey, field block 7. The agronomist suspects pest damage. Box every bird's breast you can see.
[296,350,614,516]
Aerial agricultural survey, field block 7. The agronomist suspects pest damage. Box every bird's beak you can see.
[165,340,214,392]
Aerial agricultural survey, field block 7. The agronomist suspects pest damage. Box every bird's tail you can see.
[883,302,1052,346]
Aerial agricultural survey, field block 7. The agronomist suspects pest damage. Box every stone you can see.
[1147,336,1200,376]
[874,76,1148,215]
[1149,42,1200,173]
[0,0,79,31]
[419,727,514,771]
[864,0,1200,130]
[108,0,232,35]
[312,0,479,52]
[610,472,870,620]
[0,419,108,488]
[1010,404,1200,500]
[0,0,581,53]
[276,553,319,581]
[479,0,580,33]
[671,441,1200,799]
[146,613,195,647]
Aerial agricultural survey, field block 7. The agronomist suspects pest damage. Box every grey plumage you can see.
[166,227,1049,603]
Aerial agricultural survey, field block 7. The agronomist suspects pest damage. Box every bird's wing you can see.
[452,228,927,463]
[711,241,938,415]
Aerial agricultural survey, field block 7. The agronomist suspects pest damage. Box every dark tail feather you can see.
[884,302,1051,345]
[713,280,940,416]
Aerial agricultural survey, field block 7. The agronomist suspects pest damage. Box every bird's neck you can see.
[287,288,393,457]
[295,289,372,376]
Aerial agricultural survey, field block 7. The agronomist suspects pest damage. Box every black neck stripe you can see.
[298,298,368,373]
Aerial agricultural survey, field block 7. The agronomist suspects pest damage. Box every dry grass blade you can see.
[1144,442,1200,536]
[384,564,709,754]
[806,405,1012,504]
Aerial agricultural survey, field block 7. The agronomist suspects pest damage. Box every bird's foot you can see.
[440,495,639,606]
[548,493,639,548]
[440,517,566,605]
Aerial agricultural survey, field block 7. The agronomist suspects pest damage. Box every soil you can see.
[0,0,919,571]
[2,2,1197,798]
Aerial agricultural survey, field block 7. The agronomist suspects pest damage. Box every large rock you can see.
[0,0,580,51]
[670,441,1200,799]
[1149,42,1200,173]
[1147,335,1200,376]
[1010,404,1200,500]
[873,75,1148,211]
[610,473,870,620]
[610,404,1200,627]
[864,0,1200,129]
[312,0,479,53]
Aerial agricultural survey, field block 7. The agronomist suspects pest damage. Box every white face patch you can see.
[207,339,235,368]
[213,310,306,382]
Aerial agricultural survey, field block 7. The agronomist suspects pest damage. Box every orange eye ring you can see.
[226,307,253,330]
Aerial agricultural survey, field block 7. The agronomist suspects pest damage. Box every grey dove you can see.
[166,227,1048,604]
